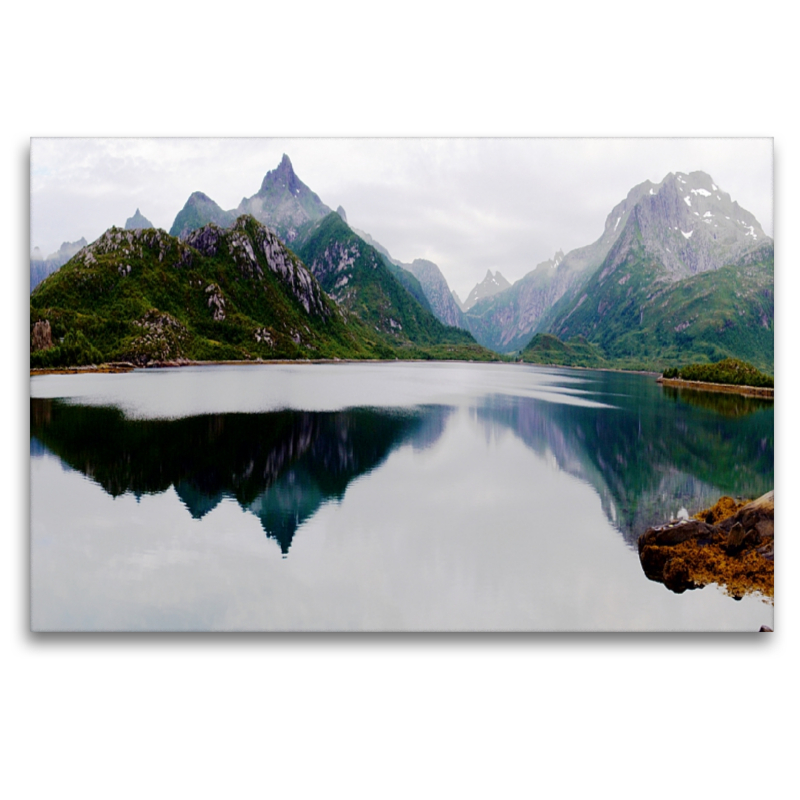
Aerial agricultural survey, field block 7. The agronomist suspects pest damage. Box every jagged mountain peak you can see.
[125,208,154,230]
[237,155,331,243]
[462,269,511,312]
[259,152,301,195]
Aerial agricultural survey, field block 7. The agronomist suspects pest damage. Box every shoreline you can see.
[657,376,774,399]
[29,358,666,377]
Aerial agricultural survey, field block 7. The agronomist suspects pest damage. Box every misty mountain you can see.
[30,238,88,292]
[459,171,773,369]
[538,171,774,371]
[169,192,236,239]
[294,212,481,354]
[462,176,660,353]
[125,208,154,230]
[236,154,332,244]
[462,269,511,311]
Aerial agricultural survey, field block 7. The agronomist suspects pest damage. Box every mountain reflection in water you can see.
[476,381,772,546]
[31,399,451,554]
[30,368,772,554]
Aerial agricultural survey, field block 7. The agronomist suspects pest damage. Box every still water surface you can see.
[30,363,774,631]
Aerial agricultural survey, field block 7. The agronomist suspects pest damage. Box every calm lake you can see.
[30,362,774,632]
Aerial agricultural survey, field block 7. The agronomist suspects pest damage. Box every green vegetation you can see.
[30,216,497,368]
[293,213,492,359]
[662,358,773,388]
[520,333,607,368]
[544,221,774,373]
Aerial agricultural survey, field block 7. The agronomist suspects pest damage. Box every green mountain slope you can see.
[294,212,490,358]
[520,333,607,368]
[169,192,236,239]
[542,221,774,372]
[30,217,386,366]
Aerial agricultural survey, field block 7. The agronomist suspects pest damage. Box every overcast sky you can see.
[31,137,773,300]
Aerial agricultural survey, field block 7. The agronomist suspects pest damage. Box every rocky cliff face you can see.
[186,217,331,320]
[405,259,466,329]
[625,171,767,279]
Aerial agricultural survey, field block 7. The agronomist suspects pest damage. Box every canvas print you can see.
[29,138,774,632]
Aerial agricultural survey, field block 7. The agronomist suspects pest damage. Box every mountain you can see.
[451,289,466,311]
[31,214,493,367]
[464,251,576,353]
[463,176,661,353]
[30,216,385,366]
[236,154,332,244]
[294,212,485,356]
[125,208,154,230]
[405,259,466,329]
[539,172,774,371]
[462,269,511,311]
[30,238,88,292]
[349,227,469,330]
[169,192,235,239]
[460,170,773,368]
[164,156,472,335]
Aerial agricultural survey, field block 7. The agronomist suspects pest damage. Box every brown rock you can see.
[726,522,747,551]
[31,320,52,351]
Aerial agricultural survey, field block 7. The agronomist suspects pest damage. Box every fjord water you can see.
[30,363,774,632]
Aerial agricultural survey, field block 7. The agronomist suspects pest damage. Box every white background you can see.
[4,2,796,798]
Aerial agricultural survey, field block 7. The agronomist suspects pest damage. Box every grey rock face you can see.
[186,217,331,320]
[627,171,767,279]
[405,259,466,329]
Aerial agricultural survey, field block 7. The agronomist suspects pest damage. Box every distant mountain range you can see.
[30,238,87,292]
[30,158,773,372]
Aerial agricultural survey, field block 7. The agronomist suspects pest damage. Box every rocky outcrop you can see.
[79,226,194,268]
[638,491,774,597]
[31,320,53,351]
[125,310,191,366]
[186,217,332,321]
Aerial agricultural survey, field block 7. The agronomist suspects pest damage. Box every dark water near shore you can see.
[30,363,774,631]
